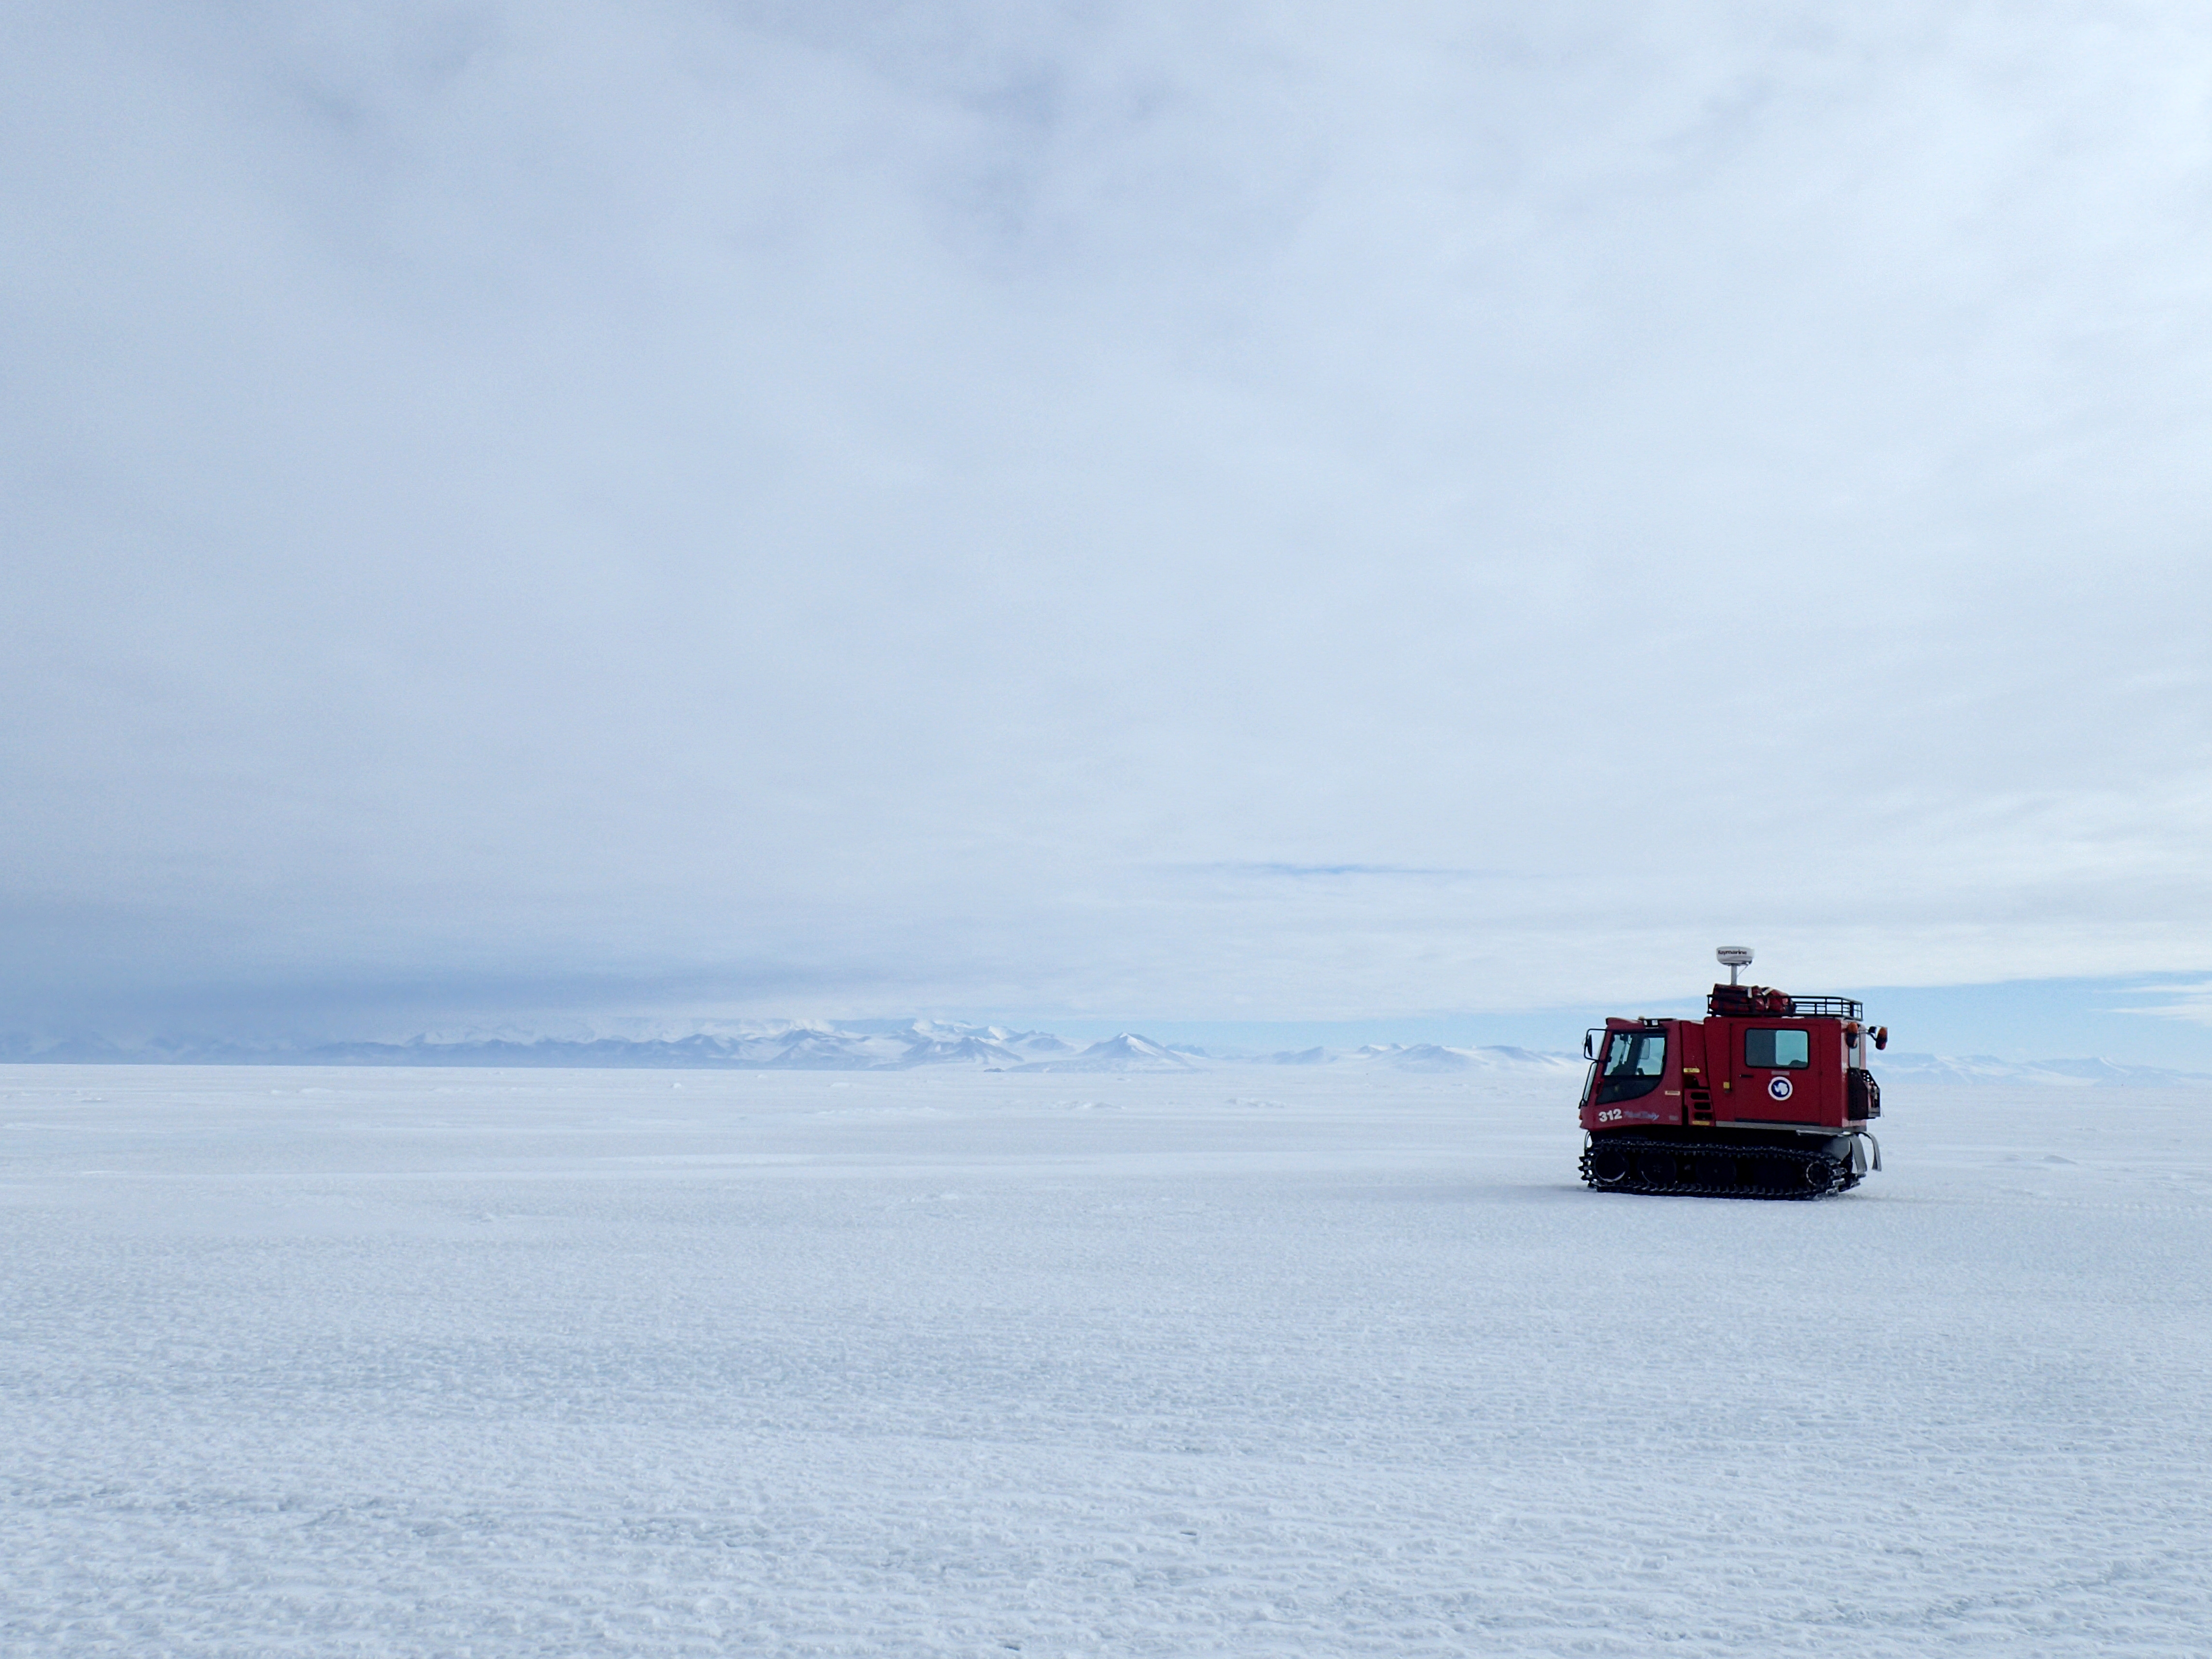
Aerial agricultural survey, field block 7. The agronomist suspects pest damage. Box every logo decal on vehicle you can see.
[1767,1075,1794,1101]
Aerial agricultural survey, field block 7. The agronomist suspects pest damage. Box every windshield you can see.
[1596,1029,1667,1104]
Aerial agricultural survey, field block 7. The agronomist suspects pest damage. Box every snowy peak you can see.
[1016,1033,1198,1072]
[1334,1043,1586,1076]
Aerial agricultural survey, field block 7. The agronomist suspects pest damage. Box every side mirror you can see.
[1582,1032,1594,1059]
[1873,1026,1888,1051]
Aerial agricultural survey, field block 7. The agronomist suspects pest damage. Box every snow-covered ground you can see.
[3,1066,2208,1656]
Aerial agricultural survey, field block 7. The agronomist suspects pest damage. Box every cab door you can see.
[1585,1023,1676,1128]
[1739,1022,1817,1122]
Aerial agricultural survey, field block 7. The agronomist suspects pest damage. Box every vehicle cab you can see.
[1579,989,1885,1135]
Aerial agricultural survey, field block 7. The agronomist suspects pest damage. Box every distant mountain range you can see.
[1,1020,1584,1075]
[1871,1051,2212,1087]
[2,1023,2206,1083]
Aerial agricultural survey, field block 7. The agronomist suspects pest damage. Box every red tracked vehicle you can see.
[1578,948,1887,1198]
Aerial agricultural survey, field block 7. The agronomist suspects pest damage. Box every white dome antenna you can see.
[1716,945,1755,985]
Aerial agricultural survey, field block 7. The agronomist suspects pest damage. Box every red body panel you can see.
[1579,1006,1869,1136]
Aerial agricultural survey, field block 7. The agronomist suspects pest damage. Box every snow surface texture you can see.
[4,1065,2208,1656]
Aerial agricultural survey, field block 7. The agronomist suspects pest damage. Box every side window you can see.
[1745,1028,1810,1069]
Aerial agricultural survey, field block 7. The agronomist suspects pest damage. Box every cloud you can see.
[2111,979,2212,1028]
[5,2,2212,1036]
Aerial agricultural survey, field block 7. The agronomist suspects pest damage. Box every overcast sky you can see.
[8,2,2212,1051]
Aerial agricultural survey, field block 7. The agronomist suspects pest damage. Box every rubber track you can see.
[1579,1134,1860,1200]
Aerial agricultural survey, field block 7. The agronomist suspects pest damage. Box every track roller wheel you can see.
[1589,1145,1630,1185]
[1803,1158,1839,1195]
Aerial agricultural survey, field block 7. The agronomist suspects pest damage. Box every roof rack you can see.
[1706,985,1863,1020]
[1785,995,1863,1019]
